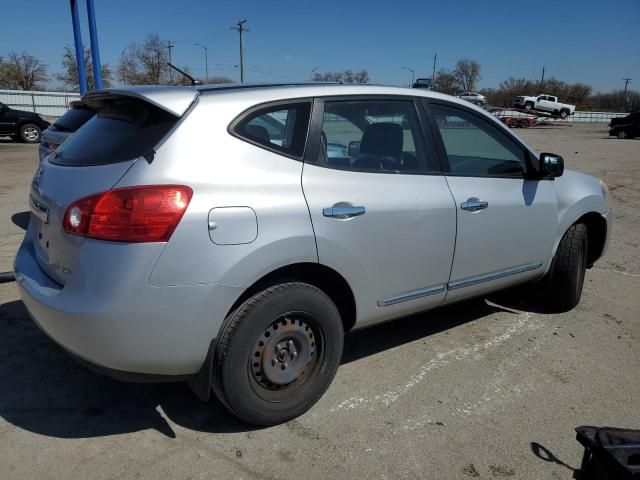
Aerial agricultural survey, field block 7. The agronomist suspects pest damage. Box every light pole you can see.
[402,66,415,87]
[195,43,208,83]
[310,66,320,81]
[232,19,248,83]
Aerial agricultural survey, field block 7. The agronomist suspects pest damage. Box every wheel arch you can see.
[224,262,357,333]
[577,211,607,268]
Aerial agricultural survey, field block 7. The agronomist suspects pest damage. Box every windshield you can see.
[51,98,178,166]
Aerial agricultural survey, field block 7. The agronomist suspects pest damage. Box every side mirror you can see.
[348,140,361,158]
[539,152,564,178]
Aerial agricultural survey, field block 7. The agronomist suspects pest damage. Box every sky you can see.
[1,0,639,92]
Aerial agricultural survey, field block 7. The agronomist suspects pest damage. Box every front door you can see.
[427,102,557,301]
[302,97,457,326]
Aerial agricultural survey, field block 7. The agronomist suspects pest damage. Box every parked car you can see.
[15,83,611,426]
[514,94,576,118]
[39,101,95,162]
[412,78,432,89]
[609,111,640,127]
[0,101,51,143]
[458,92,487,106]
[609,119,639,139]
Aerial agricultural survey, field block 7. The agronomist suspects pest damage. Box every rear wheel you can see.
[525,102,533,111]
[542,223,588,312]
[212,282,344,426]
[19,124,42,143]
[617,131,627,139]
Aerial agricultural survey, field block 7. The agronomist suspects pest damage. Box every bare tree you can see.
[118,34,170,85]
[453,59,481,92]
[0,51,48,90]
[56,45,112,91]
[312,69,369,83]
[433,69,458,94]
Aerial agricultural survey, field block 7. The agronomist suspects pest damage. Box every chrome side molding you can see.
[447,261,543,291]
[378,261,543,307]
[377,284,446,307]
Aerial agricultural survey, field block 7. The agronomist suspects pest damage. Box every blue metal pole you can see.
[70,0,88,95]
[85,0,103,90]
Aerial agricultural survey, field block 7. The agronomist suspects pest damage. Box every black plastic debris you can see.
[576,426,640,479]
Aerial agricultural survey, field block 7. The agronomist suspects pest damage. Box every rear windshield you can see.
[51,98,178,166]
[53,108,95,132]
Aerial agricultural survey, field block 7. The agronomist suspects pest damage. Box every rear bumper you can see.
[14,226,241,377]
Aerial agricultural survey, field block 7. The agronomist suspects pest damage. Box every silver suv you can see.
[15,84,610,426]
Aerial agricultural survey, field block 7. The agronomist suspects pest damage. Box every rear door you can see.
[426,101,557,301]
[29,95,184,285]
[302,96,457,326]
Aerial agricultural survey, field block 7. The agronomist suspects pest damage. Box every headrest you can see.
[360,122,402,157]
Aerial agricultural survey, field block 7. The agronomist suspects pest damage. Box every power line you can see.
[231,19,248,83]
[623,78,632,94]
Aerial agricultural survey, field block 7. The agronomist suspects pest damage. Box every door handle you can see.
[460,198,488,212]
[323,205,366,219]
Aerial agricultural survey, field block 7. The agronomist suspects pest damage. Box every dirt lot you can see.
[0,125,638,479]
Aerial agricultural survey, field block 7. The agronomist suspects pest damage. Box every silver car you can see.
[15,84,610,426]
[39,102,95,162]
[458,92,487,106]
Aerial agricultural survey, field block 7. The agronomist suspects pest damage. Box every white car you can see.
[458,92,487,106]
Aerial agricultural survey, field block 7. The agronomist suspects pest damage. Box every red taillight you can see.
[63,185,193,243]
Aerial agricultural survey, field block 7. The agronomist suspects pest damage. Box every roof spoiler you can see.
[83,86,199,116]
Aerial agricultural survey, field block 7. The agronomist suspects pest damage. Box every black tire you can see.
[475,101,483,106]
[543,223,588,312]
[19,123,42,143]
[617,131,627,139]
[212,282,344,426]
[525,102,533,111]
[559,109,569,119]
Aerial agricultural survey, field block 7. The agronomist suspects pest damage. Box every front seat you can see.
[352,122,403,170]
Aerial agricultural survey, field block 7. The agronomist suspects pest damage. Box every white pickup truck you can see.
[514,94,576,118]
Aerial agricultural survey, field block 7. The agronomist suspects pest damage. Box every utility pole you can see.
[623,78,632,111]
[232,19,248,83]
[432,53,437,89]
[195,43,208,83]
[540,66,546,91]
[167,41,175,83]
[121,47,128,86]
[310,66,320,81]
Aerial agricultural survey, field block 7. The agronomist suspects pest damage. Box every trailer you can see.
[489,107,567,128]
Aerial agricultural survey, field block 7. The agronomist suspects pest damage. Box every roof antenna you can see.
[167,62,202,86]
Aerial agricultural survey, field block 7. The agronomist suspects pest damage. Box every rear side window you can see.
[53,108,95,132]
[51,98,178,166]
[233,102,311,158]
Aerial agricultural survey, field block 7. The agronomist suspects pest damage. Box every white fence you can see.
[0,89,81,117]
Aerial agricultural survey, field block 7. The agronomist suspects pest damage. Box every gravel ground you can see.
[0,124,638,479]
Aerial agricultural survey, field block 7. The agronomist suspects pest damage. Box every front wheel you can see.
[617,131,627,139]
[541,223,588,312]
[212,283,344,426]
[19,123,42,143]
[475,101,484,106]
[559,109,569,119]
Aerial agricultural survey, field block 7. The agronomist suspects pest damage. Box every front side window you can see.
[317,100,428,173]
[431,104,527,177]
[234,102,311,157]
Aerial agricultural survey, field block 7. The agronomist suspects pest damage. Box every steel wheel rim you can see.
[248,311,324,402]
[24,127,38,141]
